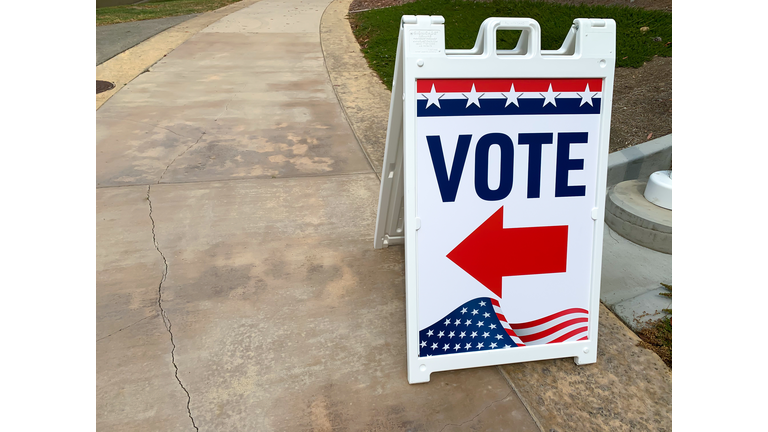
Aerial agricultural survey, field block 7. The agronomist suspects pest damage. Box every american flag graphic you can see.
[419,297,589,357]
[417,78,602,117]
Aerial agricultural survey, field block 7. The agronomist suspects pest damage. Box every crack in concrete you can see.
[158,131,206,183]
[147,185,199,432]
[96,170,377,189]
[99,116,194,139]
[438,390,514,432]
[497,366,545,432]
[96,313,156,342]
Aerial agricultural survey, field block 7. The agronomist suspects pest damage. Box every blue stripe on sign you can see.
[417,97,601,117]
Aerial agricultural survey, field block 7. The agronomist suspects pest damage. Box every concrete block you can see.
[612,287,672,331]
[607,134,672,187]
[605,180,672,254]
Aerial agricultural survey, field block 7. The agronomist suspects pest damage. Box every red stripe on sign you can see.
[496,313,507,323]
[518,318,588,342]
[508,308,589,330]
[416,78,603,93]
[550,327,588,344]
[577,336,589,341]
[491,299,501,307]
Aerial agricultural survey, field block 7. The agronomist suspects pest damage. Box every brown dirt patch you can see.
[636,316,672,368]
[348,0,672,153]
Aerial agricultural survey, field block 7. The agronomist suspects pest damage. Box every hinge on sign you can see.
[415,217,421,230]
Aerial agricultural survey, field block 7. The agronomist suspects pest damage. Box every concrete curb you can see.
[607,133,672,187]
[320,0,391,178]
[96,0,262,110]
[606,180,672,254]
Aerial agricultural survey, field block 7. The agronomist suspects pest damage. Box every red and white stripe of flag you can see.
[492,299,589,346]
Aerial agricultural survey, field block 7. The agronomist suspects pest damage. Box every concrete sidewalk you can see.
[96,0,671,430]
[97,14,200,66]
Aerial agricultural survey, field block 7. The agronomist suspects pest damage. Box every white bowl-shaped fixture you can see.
[643,170,672,210]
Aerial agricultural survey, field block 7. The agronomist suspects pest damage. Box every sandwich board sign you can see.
[374,15,616,384]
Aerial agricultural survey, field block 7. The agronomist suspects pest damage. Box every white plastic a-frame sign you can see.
[374,16,616,384]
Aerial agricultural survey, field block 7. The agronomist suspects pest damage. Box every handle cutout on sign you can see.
[485,18,541,57]
[494,30,524,52]
[444,17,541,57]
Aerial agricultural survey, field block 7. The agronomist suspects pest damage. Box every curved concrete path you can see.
[97,1,539,430]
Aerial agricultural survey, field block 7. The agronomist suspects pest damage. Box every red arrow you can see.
[446,206,568,298]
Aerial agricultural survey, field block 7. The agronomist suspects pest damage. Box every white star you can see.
[578,83,598,107]
[461,308,468,315]
[448,331,455,339]
[420,340,427,347]
[477,342,484,349]
[471,309,479,316]
[470,331,478,338]
[483,312,490,318]
[463,83,484,108]
[489,324,497,329]
[437,331,444,338]
[426,329,434,337]
[465,319,472,326]
[490,342,498,348]
[443,343,450,351]
[465,343,472,350]
[504,344,511,349]
[479,301,486,307]
[482,332,490,338]
[477,321,484,327]
[454,344,461,351]
[454,318,462,325]
[541,83,561,107]
[502,83,522,107]
[459,331,466,339]
[431,343,438,350]
[495,334,503,340]
[444,318,452,326]
[422,83,443,109]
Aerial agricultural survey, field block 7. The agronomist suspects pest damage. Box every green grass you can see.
[350,0,671,89]
[97,0,242,26]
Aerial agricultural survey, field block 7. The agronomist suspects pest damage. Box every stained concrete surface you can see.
[97,30,371,187]
[96,0,540,430]
[146,176,540,431]
[96,0,262,109]
[202,0,328,33]
[97,186,163,339]
[502,304,672,432]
